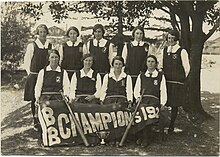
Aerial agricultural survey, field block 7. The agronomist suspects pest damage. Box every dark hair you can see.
[132,26,145,39]
[82,53,94,61]
[36,24,49,35]
[142,55,158,71]
[111,56,125,66]
[49,49,60,59]
[66,26,79,37]
[167,30,179,41]
[146,55,158,64]
[93,24,105,37]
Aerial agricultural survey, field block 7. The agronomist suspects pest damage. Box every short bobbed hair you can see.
[111,56,125,66]
[36,24,49,35]
[66,26,80,37]
[93,24,105,37]
[132,26,145,39]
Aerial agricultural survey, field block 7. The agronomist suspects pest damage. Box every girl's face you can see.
[49,52,59,67]
[68,29,78,42]
[83,57,93,69]
[38,28,47,39]
[113,59,123,72]
[146,57,157,70]
[94,28,103,40]
[134,29,144,42]
[167,34,177,45]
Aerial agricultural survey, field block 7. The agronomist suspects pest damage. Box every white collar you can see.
[35,38,50,49]
[93,38,107,46]
[131,40,145,46]
[145,69,158,77]
[167,43,180,53]
[80,68,94,78]
[109,70,127,81]
[46,65,61,72]
[66,40,80,46]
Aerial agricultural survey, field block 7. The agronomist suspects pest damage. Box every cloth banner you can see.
[38,99,160,146]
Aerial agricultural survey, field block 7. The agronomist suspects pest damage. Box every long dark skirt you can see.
[24,74,38,101]
[166,82,185,107]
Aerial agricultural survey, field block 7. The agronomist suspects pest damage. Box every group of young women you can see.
[24,23,190,147]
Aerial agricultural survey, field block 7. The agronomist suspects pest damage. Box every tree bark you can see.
[184,14,212,120]
[178,12,191,51]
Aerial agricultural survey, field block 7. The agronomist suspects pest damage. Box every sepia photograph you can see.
[1,0,220,155]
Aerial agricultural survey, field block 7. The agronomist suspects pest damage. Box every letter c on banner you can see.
[58,113,71,139]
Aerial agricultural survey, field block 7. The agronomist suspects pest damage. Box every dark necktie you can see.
[149,73,152,77]
[97,41,100,47]
[137,42,140,46]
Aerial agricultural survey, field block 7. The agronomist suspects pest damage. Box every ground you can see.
[1,55,220,155]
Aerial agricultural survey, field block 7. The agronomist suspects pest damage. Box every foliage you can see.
[20,1,155,32]
[1,2,33,71]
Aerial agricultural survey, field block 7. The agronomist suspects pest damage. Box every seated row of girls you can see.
[35,52,133,106]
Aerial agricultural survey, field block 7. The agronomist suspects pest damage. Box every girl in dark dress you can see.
[83,24,115,79]
[59,26,83,80]
[69,53,101,104]
[24,24,52,130]
[134,55,167,147]
[161,30,190,133]
[100,56,133,147]
[122,26,149,87]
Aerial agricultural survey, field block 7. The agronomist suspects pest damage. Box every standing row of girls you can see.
[24,24,190,146]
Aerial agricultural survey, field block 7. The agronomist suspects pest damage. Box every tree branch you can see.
[160,7,170,15]
[204,18,220,41]
[170,12,180,32]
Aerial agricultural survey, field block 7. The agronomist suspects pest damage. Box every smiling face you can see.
[94,28,103,40]
[68,29,78,42]
[134,29,144,42]
[49,52,59,67]
[113,59,123,73]
[38,27,48,40]
[146,57,157,71]
[83,56,93,69]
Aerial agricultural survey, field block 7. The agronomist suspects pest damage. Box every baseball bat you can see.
[60,91,90,147]
[119,89,145,147]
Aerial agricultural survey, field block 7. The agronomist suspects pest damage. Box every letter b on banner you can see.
[48,127,61,146]
[41,107,55,127]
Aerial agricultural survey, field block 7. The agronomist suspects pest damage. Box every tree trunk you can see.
[178,13,191,51]
[183,15,212,121]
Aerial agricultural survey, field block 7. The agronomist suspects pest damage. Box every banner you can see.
[38,100,160,146]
